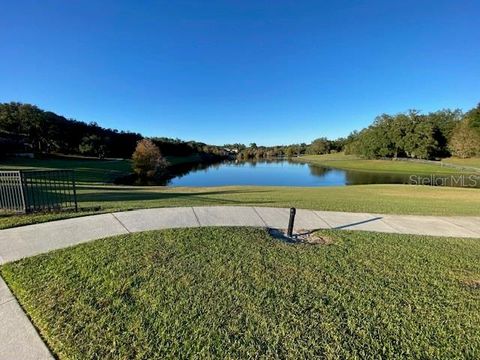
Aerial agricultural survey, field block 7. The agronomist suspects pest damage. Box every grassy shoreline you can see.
[1,184,480,229]
[0,154,211,185]
[3,154,479,185]
[442,157,480,170]
[294,154,476,175]
[0,156,133,184]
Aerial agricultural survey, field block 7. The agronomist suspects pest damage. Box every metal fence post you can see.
[19,171,28,213]
[287,207,296,238]
[71,170,78,212]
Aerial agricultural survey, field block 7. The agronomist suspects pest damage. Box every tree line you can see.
[150,137,229,159]
[230,103,480,160]
[232,139,346,160]
[0,102,229,160]
[2,101,479,162]
[344,104,480,159]
[0,102,142,158]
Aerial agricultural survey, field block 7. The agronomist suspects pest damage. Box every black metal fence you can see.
[0,171,26,212]
[0,170,78,213]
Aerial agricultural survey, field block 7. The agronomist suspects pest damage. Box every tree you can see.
[0,103,45,151]
[132,139,165,178]
[79,134,105,157]
[344,109,458,160]
[465,103,480,130]
[307,137,330,155]
[397,111,439,159]
[285,146,295,158]
[449,120,480,158]
[426,109,462,157]
[406,120,438,159]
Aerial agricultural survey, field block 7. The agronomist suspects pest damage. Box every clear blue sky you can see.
[1,0,479,145]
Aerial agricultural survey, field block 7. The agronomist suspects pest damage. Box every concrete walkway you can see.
[1,277,53,359]
[1,206,479,359]
[1,206,480,265]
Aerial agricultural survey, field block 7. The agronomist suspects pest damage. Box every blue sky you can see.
[1,0,479,145]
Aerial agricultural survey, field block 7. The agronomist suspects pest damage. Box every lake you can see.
[164,159,418,187]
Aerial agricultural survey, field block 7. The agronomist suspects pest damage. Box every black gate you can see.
[0,170,78,213]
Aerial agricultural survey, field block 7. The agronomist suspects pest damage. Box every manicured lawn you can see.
[2,227,479,359]
[442,157,480,170]
[296,153,469,175]
[1,184,480,229]
[0,156,132,184]
[0,155,201,184]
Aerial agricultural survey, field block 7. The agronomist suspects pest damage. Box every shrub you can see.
[132,139,165,178]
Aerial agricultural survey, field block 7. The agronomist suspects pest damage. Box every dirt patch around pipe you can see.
[268,228,334,245]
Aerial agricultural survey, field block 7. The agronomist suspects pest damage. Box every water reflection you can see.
[343,170,411,185]
[118,159,479,188]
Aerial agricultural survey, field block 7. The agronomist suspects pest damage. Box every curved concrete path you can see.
[1,206,480,265]
[1,206,479,359]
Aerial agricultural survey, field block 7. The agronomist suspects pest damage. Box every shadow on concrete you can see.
[333,217,384,230]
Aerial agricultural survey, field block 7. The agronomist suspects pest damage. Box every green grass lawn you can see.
[1,184,480,229]
[0,154,203,184]
[0,156,133,184]
[442,157,480,170]
[296,153,470,175]
[2,227,479,359]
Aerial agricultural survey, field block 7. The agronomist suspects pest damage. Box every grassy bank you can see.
[2,153,472,186]
[1,184,480,229]
[442,157,480,170]
[0,156,132,184]
[0,154,208,184]
[296,153,470,174]
[2,227,479,358]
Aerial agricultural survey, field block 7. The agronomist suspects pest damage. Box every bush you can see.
[132,139,165,178]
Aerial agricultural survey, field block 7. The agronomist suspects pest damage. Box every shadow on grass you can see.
[76,189,275,206]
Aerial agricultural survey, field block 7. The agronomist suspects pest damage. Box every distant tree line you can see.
[0,102,142,158]
[0,102,230,160]
[232,103,480,161]
[230,138,346,160]
[344,104,480,159]
[2,101,480,163]
[151,137,230,159]
[234,142,308,160]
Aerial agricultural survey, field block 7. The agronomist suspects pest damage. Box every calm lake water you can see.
[165,159,416,187]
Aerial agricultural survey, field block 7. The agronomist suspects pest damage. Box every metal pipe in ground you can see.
[287,207,296,238]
